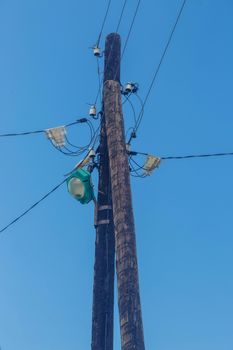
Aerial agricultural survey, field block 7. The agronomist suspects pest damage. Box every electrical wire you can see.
[50,122,99,157]
[0,178,67,234]
[162,152,233,160]
[130,156,146,171]
[129,150,233,161]
[2,148,233,233]
[0,122,100,234]
[126,91,144,144]
[0,118,88,138]
[94,0,128,105]
[122,94,137,125]
[121,0,141,60]
[135,0,187,133]
[96,0,112,47]
[129,157,146,178]
[116,0,128,33]
[64,120,95,152]
[113,0,141,82]
[134,92,144,131]
[125,126,135,141]
[96,58,103,107]
[0,129,44,137]
[128,150,233,179]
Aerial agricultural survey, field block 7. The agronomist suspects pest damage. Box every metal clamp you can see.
[98,205,112,211]
[97,219,111,225]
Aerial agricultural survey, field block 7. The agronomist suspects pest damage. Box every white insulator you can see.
[89,149,96,157]
[124,82,138,94]
[93,46,101,57]
[125,82,134,93]
[89,105,97,117]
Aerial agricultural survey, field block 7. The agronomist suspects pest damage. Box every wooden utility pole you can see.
[91,84,115,349]
[104,33,145,350]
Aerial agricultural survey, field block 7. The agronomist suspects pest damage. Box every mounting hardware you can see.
[126,143,131,152]
[45,126,66,147]
[131,131,137,139]
[143,155,161,175]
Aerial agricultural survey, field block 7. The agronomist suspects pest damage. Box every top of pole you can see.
[104,33,121,83]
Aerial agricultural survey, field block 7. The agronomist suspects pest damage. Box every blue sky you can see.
[0,0,233,349]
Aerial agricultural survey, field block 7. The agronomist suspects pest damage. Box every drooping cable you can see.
[129,157,146,178]
[50,121,99,157]
[122,94,137,125]
[64,120,95,152]
[0,178,67,234]
[127,92,144,144]
[135,0,187,133]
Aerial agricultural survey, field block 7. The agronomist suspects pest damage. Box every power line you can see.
[128,151,233,163]
[2,149,233,233]
[121,0,141,60]
[135,0,187,133]
[129,150,233,178]
[94,0,128,105]
[0,118,88,138]
[96,0,112,47]
[115,0,128,33]
[113,0,141,82]
[0,178,67,234]
[162,152,233,160]
[129,150,233,160]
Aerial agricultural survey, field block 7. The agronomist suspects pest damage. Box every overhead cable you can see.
[0,178,67,234]
[135,0,187,133]
[96,0,112,47]
[115,0,128,33]
[162,152,233,160]
[0,118,88,138]
[94,0,128,105]
[121,0,141,60]
[129,150,233,160]
[112,0,141,83]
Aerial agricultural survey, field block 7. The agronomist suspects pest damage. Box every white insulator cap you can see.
[93,46,101,57]
[89,105,97,117]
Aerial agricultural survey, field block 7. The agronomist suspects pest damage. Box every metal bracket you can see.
[98,205,112,211]
[97,219,111,225]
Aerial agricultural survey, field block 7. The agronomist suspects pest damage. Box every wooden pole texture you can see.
[104,33,145,350]
[91,69,115,350]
